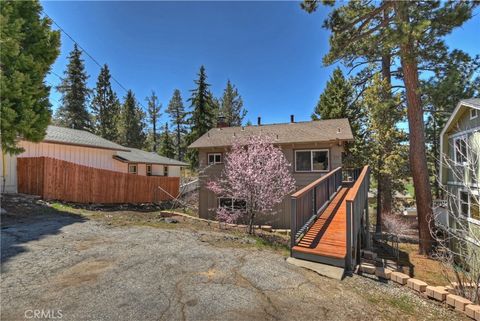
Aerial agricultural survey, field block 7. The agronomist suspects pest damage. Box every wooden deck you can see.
[292,187,349,263]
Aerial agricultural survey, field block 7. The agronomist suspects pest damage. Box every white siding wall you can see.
[0,152,17,193]
[18,141,118,170]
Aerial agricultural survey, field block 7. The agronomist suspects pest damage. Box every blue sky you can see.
[42,1,480,127]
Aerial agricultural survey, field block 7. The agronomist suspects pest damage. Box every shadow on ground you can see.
[1,194,87,265]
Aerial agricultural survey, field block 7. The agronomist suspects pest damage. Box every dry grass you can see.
[399,243,454,286]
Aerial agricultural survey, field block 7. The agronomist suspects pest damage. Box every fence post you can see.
[290,197,297,253]
[346,200,352,272]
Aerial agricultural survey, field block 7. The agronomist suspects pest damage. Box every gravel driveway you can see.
[1,202,466,321]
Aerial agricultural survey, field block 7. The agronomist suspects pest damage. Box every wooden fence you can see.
[17,157,180,204]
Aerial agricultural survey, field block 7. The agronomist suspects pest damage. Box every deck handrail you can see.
[345,165,370,271]
[290,167,343,249]
[291,167,342,199]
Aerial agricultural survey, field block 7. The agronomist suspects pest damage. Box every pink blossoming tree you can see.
[207,135,296,234]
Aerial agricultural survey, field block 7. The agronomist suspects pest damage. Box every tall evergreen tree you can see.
[119,90,146,148]
[146,91,161,152]
[312,68,365,168]
[55,44,92,130]
[364,75,409,231]
[302,0,478,254]
[219,80,247,126]
[166,89,188,160]
[186,65,216,167]
[159,123,175,159]
[424,50,480,198]
[91,64,121,142]
[1,0,60,155]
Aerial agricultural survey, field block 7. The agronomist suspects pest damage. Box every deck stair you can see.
[290,166,370,271]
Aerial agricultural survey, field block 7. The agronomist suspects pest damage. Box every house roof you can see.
[440,98,480,137]
[115,148,188,166]
[188,118,354,149]
[439,98,480,184]
[44,126,129,151]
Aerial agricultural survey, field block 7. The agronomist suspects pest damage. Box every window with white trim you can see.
[218,197,247,211]
[128,164,137,174]
[163,166,168,177]
[471,108,478,120]
[295,149,329,172]
[459,190,480,221]
[208,153,222,165]
[146,164,152,176]
[454,136,468,164]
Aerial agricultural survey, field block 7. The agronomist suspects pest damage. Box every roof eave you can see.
[188,137,354,149]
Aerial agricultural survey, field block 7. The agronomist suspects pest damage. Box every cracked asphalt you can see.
[1,209,467,321]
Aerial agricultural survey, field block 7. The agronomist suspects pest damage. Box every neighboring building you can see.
[188,117,354,228]
[114,148,187,177]
[439,99,480,236]
[1,125,186,193]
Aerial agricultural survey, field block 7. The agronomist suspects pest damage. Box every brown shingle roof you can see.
[188,118,354,149]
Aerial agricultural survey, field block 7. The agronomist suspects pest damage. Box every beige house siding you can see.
[197,141,345,228]
[18,141,118,170]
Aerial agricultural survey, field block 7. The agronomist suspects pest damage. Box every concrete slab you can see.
[286,257,344,280]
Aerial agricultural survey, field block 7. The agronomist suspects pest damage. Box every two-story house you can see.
[439,99,480,240]
[188,116,354,229]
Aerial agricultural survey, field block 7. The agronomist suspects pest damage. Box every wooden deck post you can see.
[346,200,352,272]
[290,197,297,252]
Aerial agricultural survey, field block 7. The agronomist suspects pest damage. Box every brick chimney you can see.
[217,116,228,128]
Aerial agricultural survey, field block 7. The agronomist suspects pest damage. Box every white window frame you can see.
[470,108,478,120]
[295,149,330,172]
[208,153,222,165]
[146,164,152,176]
[128,164,138,175]
[458,189,480,225]
[217,197,247,211]
[453,135,468,165]
[163,166,168,177]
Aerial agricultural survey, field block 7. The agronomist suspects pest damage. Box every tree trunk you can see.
[248,212,255,235]
[177,123,181,161]
[153,121,157,152]
[381,177,393,216]
[379,36,394,222]
[397,32,435,254]
[376,165,383,234]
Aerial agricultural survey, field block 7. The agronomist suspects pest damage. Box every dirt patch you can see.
[55,259,115,288]
[399,243,453,286]
[74,237,113,251]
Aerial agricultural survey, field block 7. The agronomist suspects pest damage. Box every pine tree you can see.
[119,90,146,148]
[312,68,365,168]
[146,91,161,152]
[166,89,188,160]
[91,64,121,142]
[55,44,92,130]
[302,0,478,254]
[159,123,175,159]
[219,80,247,126]
[424,50,480,198]
[363,75,409,232]
[186,65,216,167]
[0,0,60,155]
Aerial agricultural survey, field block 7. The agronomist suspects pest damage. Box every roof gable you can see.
[440,98,480,137]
